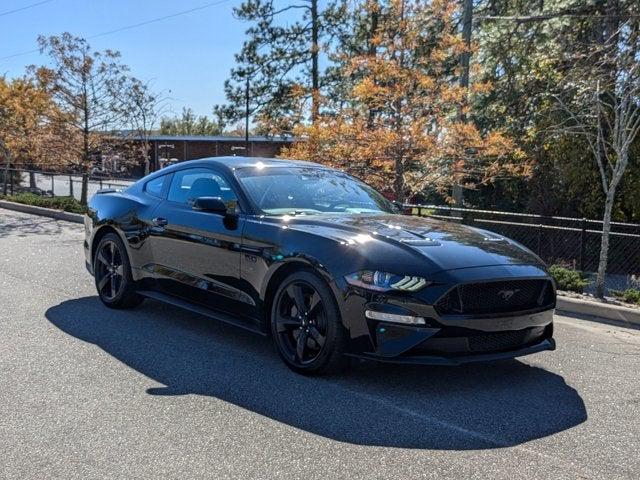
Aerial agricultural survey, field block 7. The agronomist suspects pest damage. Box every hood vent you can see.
[398,238,441,247]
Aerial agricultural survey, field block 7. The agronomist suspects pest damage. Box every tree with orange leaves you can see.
[282,0,531,202]
[0,76,75,194]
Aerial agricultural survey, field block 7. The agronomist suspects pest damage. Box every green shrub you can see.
[0,192,87,214]
[610,289,640,305]
[411,207,435,217]
[548,264,591,293]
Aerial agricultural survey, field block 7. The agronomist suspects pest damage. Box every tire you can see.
[270,270,348,375]
[93,232,144,309]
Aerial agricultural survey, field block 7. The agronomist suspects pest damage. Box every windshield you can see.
[235,166,397,215]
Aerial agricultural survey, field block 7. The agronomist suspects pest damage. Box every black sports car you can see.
[84,157,556,374]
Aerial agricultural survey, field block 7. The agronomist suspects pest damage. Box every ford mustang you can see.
[84,157,556,374]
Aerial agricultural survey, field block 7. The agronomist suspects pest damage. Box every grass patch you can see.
[548,264,591,293]
[610,289,640,305]
[0,192,87,214]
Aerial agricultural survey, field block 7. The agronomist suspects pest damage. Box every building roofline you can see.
[146,134,295,143]
[154,156,326,173]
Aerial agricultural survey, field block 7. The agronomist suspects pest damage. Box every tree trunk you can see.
[29,172,36,189]
[595,152,626,298]
[595,188,615,298]
[310,0,319,123]
[394,156,405,203]
[81,121,90,205]
[2,148,11,196]
[81,172,89,205]
[143,140,150,176]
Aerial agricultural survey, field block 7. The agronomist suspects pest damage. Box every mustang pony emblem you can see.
[498,289,520,301]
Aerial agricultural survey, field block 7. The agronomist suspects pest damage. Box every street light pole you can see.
[245,76,250,156]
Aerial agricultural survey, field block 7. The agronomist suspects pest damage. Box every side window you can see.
[145,175,167,198]
[167,168,238,210]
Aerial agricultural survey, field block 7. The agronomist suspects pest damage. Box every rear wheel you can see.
[271,271,348,375]
[93,233,143,309]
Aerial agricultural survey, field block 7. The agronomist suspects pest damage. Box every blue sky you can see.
[0,0,250,118]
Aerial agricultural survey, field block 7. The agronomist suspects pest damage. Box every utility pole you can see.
[311,0,319,123]
[453,0,473,206]
[393,0,406,203]
[245,75,250,156]
[366,0,379,129]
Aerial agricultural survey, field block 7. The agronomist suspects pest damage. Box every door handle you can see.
[152,217,168,227]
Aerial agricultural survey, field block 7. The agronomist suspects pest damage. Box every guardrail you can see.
[1,168,135,200]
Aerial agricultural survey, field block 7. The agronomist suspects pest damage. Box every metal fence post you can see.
[51,174,54,196]
[579,218,587,271]
[537,224,542,256]
[10,169,14,195]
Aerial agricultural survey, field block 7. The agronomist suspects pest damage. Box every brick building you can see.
[146,135,294,173]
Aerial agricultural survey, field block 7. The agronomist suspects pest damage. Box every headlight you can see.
[344,271,430,292]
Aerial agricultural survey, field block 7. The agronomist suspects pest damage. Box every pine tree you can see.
[215,0,346,133]
[159,108,222,136]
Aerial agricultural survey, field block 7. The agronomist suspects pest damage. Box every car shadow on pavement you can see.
[0,212,63,239]
[46,296,587,450]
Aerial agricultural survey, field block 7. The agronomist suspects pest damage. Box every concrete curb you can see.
[0,200,84,224]
[556,296,640,327]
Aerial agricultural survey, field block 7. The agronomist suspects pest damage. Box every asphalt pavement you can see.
[1,208,639,479]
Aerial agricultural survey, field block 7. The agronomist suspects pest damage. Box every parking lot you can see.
[1,208,639,479]
[29,173,134,201]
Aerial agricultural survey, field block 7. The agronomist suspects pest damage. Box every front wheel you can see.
[271,271,348,375]
[93,233,143,309]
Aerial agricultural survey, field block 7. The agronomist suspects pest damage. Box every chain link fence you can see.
[406,204,640,292]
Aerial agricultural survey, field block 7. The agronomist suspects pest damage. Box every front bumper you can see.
[83,214,94,276]
[335,264,556,365]
[350,336,556,366]
[352,311,555,364]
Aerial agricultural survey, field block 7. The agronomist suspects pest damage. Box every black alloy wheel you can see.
[271,271,348,375]
[95,239,124,301]
[94,233,143,309]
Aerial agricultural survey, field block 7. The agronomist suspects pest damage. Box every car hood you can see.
[275,213,542,273]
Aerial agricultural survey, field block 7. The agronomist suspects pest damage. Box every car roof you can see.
[157,156,329,175]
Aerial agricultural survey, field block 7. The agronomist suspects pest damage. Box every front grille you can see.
[468,330,531,353]
[435,279,554,316]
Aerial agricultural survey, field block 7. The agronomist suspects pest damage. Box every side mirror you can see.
[193,196,228,214]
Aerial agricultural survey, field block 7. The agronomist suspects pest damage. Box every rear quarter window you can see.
[145,175,167,198]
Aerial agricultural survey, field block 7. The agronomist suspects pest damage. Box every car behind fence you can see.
[406,204,640,291]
